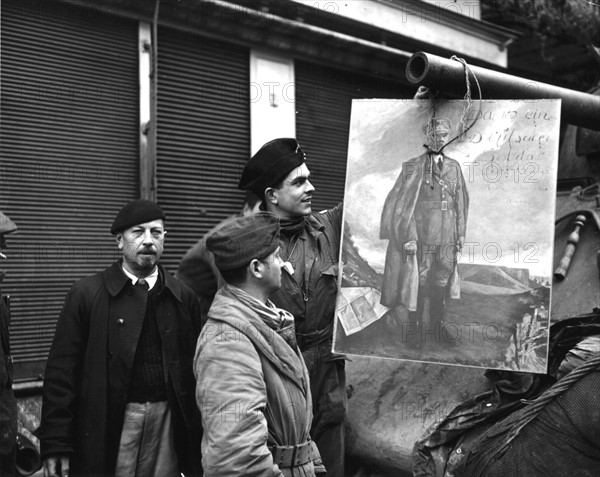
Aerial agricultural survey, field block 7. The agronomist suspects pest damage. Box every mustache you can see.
[137,247,157,255]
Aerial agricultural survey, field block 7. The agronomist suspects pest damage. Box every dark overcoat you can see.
[36,261,202,476]
[380,153,469,310]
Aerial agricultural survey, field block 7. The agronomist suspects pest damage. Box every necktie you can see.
[136,278,149,291]
[437,156,443,170]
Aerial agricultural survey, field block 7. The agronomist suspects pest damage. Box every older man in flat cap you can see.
[0,211,18,476]
[238,138,345,476]
[194,212,325,476]
[37,199,202,477]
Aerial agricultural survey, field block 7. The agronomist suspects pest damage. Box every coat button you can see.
[117,318,125,326]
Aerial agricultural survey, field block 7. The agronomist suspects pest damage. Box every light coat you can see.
[195,285,322,477]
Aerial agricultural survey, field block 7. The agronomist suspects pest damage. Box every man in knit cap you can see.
[37,199,202,477]
[238,138,345,476]
[194,211,325,476]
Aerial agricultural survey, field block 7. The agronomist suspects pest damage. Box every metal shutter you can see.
[156,27,249,273]
[0,0,139,379]
[295,61,409,211]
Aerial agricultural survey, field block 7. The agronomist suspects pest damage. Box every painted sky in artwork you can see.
[344,99,561,278]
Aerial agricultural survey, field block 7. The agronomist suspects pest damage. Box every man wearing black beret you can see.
[239,138,345,477]
[37,199,202,477]
[194,212,325,476]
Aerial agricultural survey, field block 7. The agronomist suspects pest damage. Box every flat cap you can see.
[206,212,280,271]
[422,117,451,135]
[0,211,18,235]
[238,138,306,197]
[111,199,166,235]
[432,117,451,134]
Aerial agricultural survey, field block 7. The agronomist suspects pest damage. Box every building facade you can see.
[1,0,514,382]
[1,2,515,471]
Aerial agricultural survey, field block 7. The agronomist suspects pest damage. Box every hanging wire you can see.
[423,91,439,150]
[452,55,478,136]
[423,56,483,155]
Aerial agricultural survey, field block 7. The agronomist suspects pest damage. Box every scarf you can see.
[227,284,298,349]
[279,216,307,238]
[258,201,306,238]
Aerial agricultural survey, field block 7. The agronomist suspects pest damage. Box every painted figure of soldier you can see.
[380,117,469,348]
[0,211,18,477]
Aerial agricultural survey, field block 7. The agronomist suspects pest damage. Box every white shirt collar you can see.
[121,265,159,290]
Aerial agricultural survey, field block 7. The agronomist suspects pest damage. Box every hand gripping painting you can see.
[333,99,561,371]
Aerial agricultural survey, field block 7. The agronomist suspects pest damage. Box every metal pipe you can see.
[406,52,600,131]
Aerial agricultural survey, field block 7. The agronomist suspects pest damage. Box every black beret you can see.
[238,138,306,197]
[206,212,280,271]
[0,211,17,235]
[111,199,166,235]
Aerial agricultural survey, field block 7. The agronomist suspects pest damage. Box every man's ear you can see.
[116,234,123,250]
[249,258,263,279]
[264,187,277,205]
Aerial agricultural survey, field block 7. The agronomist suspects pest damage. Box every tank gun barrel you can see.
[406,52,600,131]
